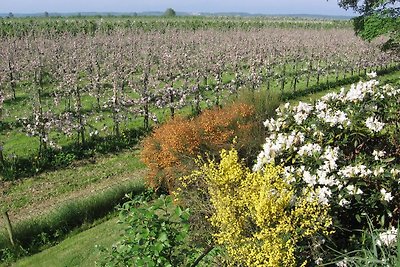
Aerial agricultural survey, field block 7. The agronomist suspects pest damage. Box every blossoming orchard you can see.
[0,19,398,169]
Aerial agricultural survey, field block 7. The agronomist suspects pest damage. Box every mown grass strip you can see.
[1,149,145,215]
[3,217,123,267]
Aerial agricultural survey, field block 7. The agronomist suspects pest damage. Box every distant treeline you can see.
[0,16,352,37]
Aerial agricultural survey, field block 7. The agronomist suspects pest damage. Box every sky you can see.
[0,0,355,16]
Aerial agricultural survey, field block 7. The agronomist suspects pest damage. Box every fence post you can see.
[0,144,4,166]
[2,211,15,246]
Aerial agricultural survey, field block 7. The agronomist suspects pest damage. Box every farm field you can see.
[1,14,400,267]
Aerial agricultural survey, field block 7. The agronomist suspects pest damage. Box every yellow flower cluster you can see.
[196,148,332,267]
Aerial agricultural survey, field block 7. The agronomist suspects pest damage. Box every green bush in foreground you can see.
[332,218,400,266]
[99,193,198,267]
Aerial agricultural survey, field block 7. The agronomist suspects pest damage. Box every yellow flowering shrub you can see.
[185,148,332,267]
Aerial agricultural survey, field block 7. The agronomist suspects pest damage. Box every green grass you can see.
[1,149,145,214]
[10,216,123,267]
[0,145,147,264]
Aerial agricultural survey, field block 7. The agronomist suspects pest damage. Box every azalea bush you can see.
[254,74,400,262]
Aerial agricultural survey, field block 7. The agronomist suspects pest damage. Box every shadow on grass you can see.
[0,121,14,132]
[281,65,400,101]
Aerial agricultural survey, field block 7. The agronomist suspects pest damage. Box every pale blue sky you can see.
[0,0,355,16]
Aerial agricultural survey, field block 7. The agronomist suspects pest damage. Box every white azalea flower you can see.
[372,150,386,160]
[366,71,377,78]
[339,165,372,178]
[377,227,398,247]
[298,143,322,157]
[316,186,332,205]
[303,170,317,186]
[315,100,327,111]
[294,101,313,114]
[373,167,385,177]
[345,83,365,102]
[346,185,363,195]
[380,188,393,202]
[336,258,348,267]
[390,168,400,176]
[339,198,351,208]
[365,116,385,132]
[317,170,338,186]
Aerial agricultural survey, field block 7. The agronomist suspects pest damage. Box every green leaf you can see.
[175,206,182,217]
[153,242,164,254]
[382,157,395,163]
[355,214,362,223]
[158,232,168,242]
[180,209,190,221]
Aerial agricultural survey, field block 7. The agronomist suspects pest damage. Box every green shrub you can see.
[332,217,400,266]
[99,193,198,267]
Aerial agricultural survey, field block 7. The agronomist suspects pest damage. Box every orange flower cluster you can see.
[140,103,257,193]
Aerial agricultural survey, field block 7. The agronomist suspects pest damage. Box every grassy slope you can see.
[1,148,145,224]
[11,217,123,267]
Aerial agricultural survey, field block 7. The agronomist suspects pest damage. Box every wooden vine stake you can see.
[2,211,15,246]
[0,144,4,166]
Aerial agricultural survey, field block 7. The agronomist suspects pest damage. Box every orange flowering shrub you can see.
[140,102,260,193]
[198,103,254,148]
[140,117,200,191]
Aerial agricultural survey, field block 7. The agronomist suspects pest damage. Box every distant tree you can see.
[164,8,176,17]
[337,0,399,52]
[44,11,49,17]
[7,12,14,18]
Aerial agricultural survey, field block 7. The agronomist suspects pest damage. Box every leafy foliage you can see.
[334,219,400,266]
[164,8,177,17]
[99,193,196,267]
[338,0,400,52]
[256,76,400,262]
